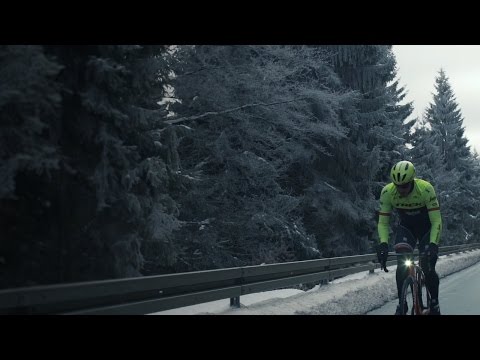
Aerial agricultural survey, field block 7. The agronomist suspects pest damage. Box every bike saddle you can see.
[394,242,414,253]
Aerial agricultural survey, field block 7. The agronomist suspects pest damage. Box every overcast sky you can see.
[392,45,480,154]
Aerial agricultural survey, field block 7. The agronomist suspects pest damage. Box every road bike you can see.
[383,242,431,315]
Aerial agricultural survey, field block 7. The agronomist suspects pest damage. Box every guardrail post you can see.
[229,267,243,308]
[230,297,240,308]
[320,265,330,285]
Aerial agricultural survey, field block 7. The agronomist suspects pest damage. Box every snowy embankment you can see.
[153,249,480,315]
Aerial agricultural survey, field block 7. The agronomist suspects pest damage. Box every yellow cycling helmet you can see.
[390,160,415,185]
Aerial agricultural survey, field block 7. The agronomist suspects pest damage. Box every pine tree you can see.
[168,45,357,268]
[313,45,413,254]
[0,45,63,287]
[422,68,480,245]
[407,118,444,182]
[0,45,62,199]
[0,45,181,288]
[425,69,471,171]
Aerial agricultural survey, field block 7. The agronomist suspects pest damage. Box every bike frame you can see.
[379,233,433,315]
[405,255,430,315]
[393,252,431,315]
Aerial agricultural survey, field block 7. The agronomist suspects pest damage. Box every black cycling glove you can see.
[426,243,438,257]
[376,242,389,272]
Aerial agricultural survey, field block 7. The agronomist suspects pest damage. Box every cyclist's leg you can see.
[394,225,417,300]
[419,232,440,301]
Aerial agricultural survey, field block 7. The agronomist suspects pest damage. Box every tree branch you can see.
[164,97,307,125]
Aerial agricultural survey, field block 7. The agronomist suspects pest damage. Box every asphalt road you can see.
[367,260,480,315]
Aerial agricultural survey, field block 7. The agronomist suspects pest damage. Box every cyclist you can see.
[376,160,442,315]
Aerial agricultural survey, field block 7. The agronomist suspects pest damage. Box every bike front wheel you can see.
[415,267,431,314]
[400,276,416,315]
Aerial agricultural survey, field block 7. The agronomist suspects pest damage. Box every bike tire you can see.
[415,266,431,314]
[400,276,415,315]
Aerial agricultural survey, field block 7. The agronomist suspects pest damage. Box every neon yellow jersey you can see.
[378,178,442,245]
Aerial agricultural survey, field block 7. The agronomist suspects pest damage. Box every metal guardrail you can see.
[0,243,478,315]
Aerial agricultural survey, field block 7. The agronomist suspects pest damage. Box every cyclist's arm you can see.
[425,183,442,245]
[378,185,392,244]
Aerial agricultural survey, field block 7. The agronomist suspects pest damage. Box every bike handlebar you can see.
[380,252,428,272]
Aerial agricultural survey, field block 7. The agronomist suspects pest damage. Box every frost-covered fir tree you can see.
[169,45,359,267]
[0,45,63,287]
[315,45,414,254]
[425,69,471,171]
[0,45,181,288]
[422,68,480,244]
